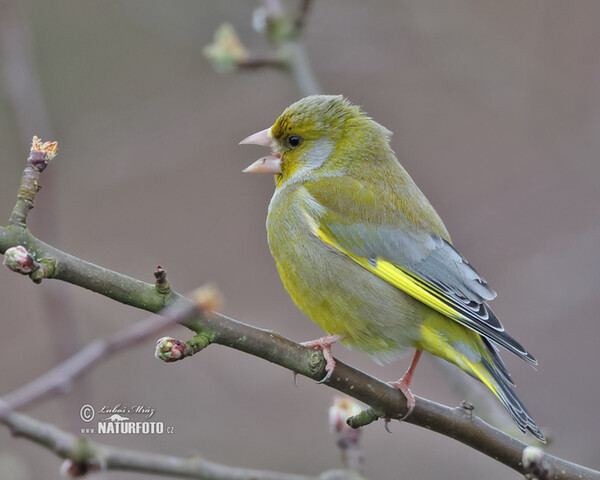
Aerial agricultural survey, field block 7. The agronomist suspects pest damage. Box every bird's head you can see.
[240,95,392,185]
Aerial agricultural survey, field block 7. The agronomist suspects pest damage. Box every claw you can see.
[300,334,344,383]
[384,418,393,433]
[388,378,416,420]
[316,344,336,383]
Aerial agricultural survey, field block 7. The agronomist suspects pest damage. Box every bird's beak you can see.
[240,128,282,174]
[242,155,282,174]
[240,128,273,147]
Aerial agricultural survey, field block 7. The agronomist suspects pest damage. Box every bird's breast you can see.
[266,185,423,361]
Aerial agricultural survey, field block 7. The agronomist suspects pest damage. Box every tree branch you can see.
[2,402,357,480]
[2,141,599,480]
[0,287,217,419]
[203,1,321,97]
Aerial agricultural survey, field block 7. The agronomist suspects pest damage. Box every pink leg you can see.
[388,349,422,420]
[300,334,344,383]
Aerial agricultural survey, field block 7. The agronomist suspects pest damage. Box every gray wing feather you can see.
[327,222,495,304]
[324,222,536,364]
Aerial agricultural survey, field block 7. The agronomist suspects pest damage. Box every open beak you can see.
[240,128,282,174]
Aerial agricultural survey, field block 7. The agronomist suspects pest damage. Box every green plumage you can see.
[246,95,544,442]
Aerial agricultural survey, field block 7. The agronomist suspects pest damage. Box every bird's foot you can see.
[387,377,416,420]
[387,349,422,420]
[300,334,344,384]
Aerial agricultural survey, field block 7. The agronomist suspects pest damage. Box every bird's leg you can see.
[298,334,344,384]
[388,349,423,420]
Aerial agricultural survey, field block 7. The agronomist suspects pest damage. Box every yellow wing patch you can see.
[316,227,466,323]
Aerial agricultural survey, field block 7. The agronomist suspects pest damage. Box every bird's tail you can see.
[477,338,545,442]
[418,319,545,442]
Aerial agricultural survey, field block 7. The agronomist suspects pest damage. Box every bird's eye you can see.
[286,135,302,148]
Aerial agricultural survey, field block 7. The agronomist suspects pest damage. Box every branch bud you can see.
[522,446,549,480]
[29,136,58,172]
[155,337,187,363]
[329,397,363,446]
[329,397,364,471]
[203,23,249,73]
[154,266,171,294]
[253,1,294,45]
[3,246,37,274]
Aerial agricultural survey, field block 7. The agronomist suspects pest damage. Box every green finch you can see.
[241,95,544,442]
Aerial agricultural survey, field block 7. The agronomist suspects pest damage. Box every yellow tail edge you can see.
[418,318,545,442]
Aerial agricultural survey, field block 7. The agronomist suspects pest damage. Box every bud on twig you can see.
[329,397,364,472]
[3,246,37,274]
[154,266,171,294]
[203,24,249,73]
[154,337,186,363]
[155,337,188,363]
[29,135,58,172]
[522,446,550,480]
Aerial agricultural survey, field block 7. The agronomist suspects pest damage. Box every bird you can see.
[240,94,544,442]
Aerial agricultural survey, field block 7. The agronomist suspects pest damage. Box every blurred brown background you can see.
[1,1,599,479]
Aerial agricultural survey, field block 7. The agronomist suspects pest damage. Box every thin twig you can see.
[237,57,287,70]
[0,288,217,419]
[2,403,349,480]
[204,0,321,96]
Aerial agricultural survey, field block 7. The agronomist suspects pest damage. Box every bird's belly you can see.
[267,211,424,363]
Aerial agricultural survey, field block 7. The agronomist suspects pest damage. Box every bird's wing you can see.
[302,178,536,365]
